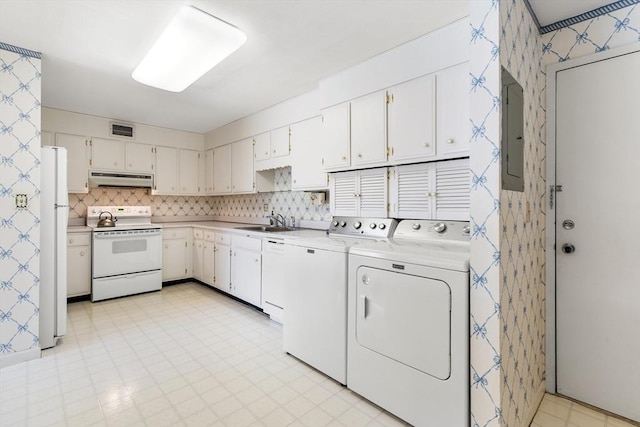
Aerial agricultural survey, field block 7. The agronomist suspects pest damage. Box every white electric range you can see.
[87,206,162,302]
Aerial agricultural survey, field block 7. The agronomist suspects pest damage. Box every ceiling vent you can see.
[110,122,135,139]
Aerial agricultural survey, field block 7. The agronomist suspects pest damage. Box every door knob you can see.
[561,243,575,254]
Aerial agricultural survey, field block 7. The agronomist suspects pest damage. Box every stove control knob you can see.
[353,221,362,230]
[340,221,347,228]
[378,223,386,230]
[434,222,447,233]
[369,223,377,229]
[412,223,421,230]
[333,220,339,227]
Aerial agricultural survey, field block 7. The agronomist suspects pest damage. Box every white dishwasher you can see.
[282,217,397,385]
[261,238,285,323]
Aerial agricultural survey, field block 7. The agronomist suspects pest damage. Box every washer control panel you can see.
[328,217,398,238]
[393,220,471,242]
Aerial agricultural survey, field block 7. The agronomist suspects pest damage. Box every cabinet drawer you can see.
[164,228,188,239]
[232,235,262,252]
[204,231,215,242]
[67,233,91,246]
[215,233,231,245]
[193,228,204,239]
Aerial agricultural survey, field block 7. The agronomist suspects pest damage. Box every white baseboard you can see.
[0,348,41,369]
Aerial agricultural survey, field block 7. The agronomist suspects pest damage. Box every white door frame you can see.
[545,42,640,393]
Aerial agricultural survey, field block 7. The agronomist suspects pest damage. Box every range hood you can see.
[88,171,154,188]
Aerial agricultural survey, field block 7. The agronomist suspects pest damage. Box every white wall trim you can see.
[0,348,41,369]
[545,42,640,394]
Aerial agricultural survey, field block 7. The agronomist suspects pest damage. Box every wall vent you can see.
[110,122,135,139]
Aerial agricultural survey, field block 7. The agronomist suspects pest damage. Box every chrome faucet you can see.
[269,212,286,227]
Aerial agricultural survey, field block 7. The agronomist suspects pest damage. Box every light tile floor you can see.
[530,393,638,427]
[0,282,636,427]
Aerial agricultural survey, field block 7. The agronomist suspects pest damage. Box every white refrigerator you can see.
[40,146,68,349]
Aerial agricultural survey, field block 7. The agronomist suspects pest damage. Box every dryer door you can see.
[355,266,451,380]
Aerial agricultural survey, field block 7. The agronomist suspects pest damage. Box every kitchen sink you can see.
[234,225,295,233]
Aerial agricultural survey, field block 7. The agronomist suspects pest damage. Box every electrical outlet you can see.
[15,194,28,209]
[263,203,269,212]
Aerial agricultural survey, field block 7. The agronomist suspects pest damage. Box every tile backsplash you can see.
[68,168,331,222]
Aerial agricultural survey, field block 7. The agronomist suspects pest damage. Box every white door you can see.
[350,90,387,167]
[554,48,640,422]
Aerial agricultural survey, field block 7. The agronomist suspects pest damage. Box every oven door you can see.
[92,228,162,278]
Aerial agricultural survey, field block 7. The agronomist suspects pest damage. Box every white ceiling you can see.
[0,1,617,134]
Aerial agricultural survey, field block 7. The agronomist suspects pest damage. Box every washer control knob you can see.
[462,225,471,235]
[434,222,447,233]
[412,223,421,230]
[378,223,386,230]
[333,220,339,227]
[353,221,362,229]
[340,221,347,228]
[369,223,377,229]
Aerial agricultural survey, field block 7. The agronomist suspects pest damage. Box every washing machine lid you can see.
[349,239,470,272]
[284,234,383,252]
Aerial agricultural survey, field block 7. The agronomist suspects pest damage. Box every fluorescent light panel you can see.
[132,6,246,92]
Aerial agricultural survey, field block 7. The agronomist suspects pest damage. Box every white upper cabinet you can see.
[178,149,201,195]
[91,137,124,170]
[213,144,232,195]
[204,149,214,195]
[321,102,351,171]
[125,142,154,173]
[436,62,471,157]
[330,167,388,217]
[389,158,470,220]
[433,158,470,220]
[387,75,436,163]
[270,126,290,158]
[290,116,328,191]
[55,133,89,193]
[254,132,271,162]
[154,146,178,194]
[350,90,387,168]
[231,138,255,193]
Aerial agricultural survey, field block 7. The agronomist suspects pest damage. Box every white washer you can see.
[283,217,397,384]
[347,219,470,426]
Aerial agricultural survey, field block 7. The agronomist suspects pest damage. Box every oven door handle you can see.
[93,231,162,239]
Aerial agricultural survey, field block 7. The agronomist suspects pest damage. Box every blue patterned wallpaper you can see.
[499,1,546,426]
[541,4,640,63]
[469,1,502,426]
[0,45,41,364]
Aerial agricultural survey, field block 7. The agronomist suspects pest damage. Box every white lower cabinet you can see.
[67,232,91,297]
[162,228,192,281]
[193,229,215,286]
[213,233,231,292]
[230,235,262,308]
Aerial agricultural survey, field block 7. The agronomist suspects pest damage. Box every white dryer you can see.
[347,219,470,426]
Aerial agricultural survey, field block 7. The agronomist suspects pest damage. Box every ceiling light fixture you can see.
[132,6,246,92]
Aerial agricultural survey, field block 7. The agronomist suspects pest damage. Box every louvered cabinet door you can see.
[357,168,388,217]
[433,158,470,220]
[389,163,434,219]
[330,171,359,216]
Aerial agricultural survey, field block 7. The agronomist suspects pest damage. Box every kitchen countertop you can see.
[160,221,327,239]
[68,225,92,233]
[68,220,327,239]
